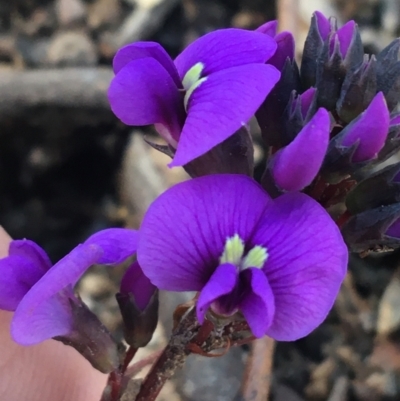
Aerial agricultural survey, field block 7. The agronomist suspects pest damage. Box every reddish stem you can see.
[336,210,351,228]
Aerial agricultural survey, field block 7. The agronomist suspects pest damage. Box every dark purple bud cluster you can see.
[255,12,400,255]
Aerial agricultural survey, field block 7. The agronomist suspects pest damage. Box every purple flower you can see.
[0,228,138,345]
[137,175,347,340]
[340,92,389,162]
[108,29,280,167]
[256,20,295,70]
[270,107,330,192]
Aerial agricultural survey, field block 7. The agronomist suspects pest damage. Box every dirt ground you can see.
[1,0,400,400]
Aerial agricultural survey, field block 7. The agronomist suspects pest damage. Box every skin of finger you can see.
[0,227,107,401]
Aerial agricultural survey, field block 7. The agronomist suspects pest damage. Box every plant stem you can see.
[134,307,200,401]
[234,336,275,401]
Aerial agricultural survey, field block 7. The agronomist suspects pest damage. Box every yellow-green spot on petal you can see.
[220,234,245,266]
[241,246,268,270]
[184,77,207,111]
[182,62,205,90]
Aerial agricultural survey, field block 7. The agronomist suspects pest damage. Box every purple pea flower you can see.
[137,175,347,340]
[108,29,280,167]
[256,20,295,70]
[0,228,138,346]
[269,107,330,192]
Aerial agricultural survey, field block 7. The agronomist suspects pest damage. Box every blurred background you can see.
[1,0,400,400]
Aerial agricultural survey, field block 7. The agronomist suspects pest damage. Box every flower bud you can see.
[322,92,389,183]
[282,87,318,144]
[346,162,400,214]
[116,262,158,348]
[264,108,330,192]
[256,58,301,148]
[337,54,377,123]
[376,39,400,111]
[342,203,400,253]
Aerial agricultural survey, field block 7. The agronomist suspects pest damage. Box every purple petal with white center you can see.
[196,263,238,323]
[341,92,389,162]
[113,42,181,87]
[84,228,138,265]
[249,192,348,341]
[120,261,156,311]
[170,63,280,166]
[337,20,355,57]
[267,31,295,70]
[256,20,278,37]
[137,175,272,291]
[12,243,103,345]
[0,240,51,311]
[108,57,184,144]
[174,29,277,79]
[271,108,330,191]
[315,11,331,40]
[239,268,275,338]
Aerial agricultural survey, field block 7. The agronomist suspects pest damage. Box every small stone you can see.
[377,269,400,336]
[46,31,97,67]
[55,0,86,26]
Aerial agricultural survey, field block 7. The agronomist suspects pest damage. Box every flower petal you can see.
[196,263,238,323]
[137,175,271,291]
[120,261,156,311]
[174,29,277,79]
[113,42,181,87]
[12,243,103,345]
[250,192,348,341]
[315,11,331,40]
[256,20,278,37]
[84,228,138,265]
[271,108,330,191]
[337,20,355,58]
[9,240,52,271]
[239,268,275,338]
[268,31,295,71]
[171,64,280,166]
[0,240,51,311]
[108,57,184,143]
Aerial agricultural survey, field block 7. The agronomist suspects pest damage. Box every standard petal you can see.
[120,261,156,311]
[271,108,330,191]
[84,228,138,265]
[137,175,271,291]
[315,11,331,40]
[11,243,103,344]
[108,57,184,143]
[113,42,181,87]
[171,64,280,166]
[239,268,275,338]
[174,29,277,79]
[196,263,238,323]
[250,192,348,341]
